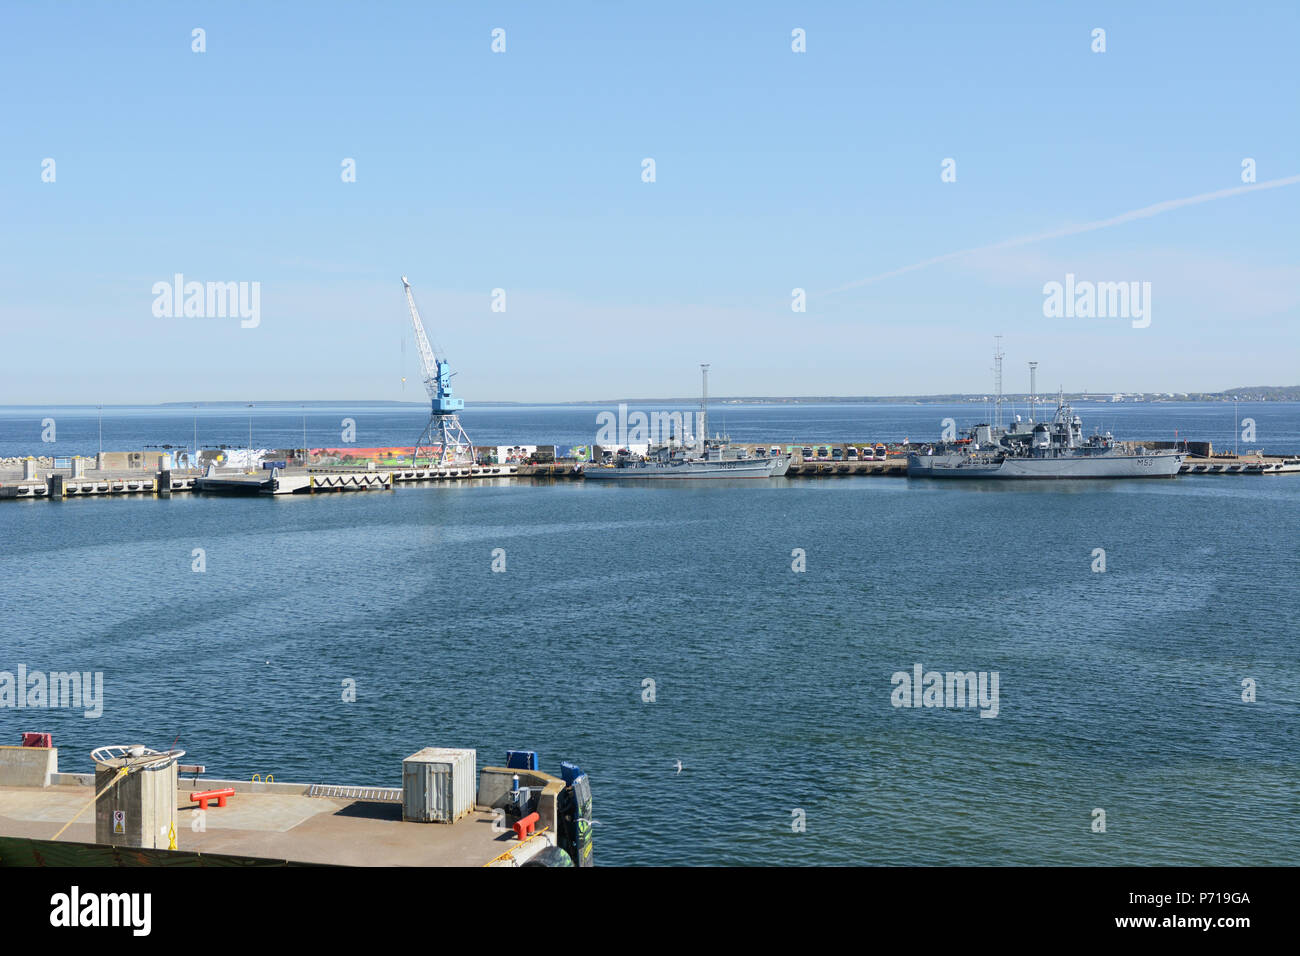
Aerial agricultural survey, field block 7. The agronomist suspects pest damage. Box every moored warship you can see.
[581,364,791,480]
[582,441,791,479]
[907,396,1183,479]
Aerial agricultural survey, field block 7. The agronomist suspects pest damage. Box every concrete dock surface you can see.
[0,781,516,866]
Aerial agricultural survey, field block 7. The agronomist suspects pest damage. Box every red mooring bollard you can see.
[190,787,236,810]
[513,812,539,841]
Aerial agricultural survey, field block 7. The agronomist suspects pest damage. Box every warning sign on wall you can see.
[112,810,125,834]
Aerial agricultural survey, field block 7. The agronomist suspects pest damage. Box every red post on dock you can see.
[512,812,539,841]
[190,787,236,810]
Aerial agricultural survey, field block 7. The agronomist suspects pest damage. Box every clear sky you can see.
[1,1,1296,403]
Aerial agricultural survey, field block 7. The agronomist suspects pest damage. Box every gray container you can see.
[402,747,476,823]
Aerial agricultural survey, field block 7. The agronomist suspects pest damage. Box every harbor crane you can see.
[401,276,475,466]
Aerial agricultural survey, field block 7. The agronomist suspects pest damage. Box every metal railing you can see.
[306,784,401,803]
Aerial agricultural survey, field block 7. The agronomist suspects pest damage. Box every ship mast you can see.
[993,335,1004,429]
[1028,360,1038,422]
[700,363,710,446]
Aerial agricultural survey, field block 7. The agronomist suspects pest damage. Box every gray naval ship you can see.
[581,438,790,480]
[907,397,1183,479]
[582,363,790,480]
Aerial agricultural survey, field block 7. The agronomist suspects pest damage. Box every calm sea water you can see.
[2,404,1298,865]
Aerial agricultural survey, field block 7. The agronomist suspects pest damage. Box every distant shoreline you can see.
[0,392,1298,410]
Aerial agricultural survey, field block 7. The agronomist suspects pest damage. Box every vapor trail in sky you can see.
[823,174,1300,295]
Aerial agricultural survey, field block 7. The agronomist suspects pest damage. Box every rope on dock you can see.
[50,767,129,841]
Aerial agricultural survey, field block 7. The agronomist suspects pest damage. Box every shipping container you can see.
[402,747,476,823]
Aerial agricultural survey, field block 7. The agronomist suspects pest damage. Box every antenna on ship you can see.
[993,335,1004,429]
[700,363,710,447]
[1028,361,1038,422]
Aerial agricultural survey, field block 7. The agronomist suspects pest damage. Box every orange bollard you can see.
[190,787,236,810]
[512,812,539,841]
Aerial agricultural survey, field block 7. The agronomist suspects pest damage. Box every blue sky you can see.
[1,1,1296,403]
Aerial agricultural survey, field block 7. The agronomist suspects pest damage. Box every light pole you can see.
[248,402,254,474]
[97,404,102,459]
[193,403,199,472]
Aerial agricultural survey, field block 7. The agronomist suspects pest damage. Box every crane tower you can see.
[401,276,474,465]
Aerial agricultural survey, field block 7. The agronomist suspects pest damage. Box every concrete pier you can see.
[2,443,1297,503]
[786,459,906,476]
[1179,456,1300,475]
[0,746,56,788]
[0,746,567,867]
